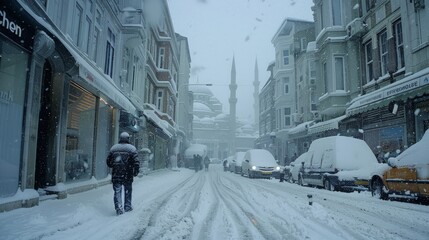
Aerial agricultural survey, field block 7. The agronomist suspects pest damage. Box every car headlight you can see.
[276,166,280,171]
[251,166,257,170]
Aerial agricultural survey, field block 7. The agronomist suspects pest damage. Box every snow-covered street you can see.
[1,164,429,240]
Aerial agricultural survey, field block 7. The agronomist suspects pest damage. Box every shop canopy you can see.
[308,115,347,135]
[347,68,429,116]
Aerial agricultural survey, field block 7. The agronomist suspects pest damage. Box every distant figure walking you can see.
[223,159,228,172]
[204,156,210,171]
[106,132,140,216]
[193,154,201,172]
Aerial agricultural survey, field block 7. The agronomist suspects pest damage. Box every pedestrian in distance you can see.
[204,155,210,171]
[106,132,140,216]
[193,154,199,172]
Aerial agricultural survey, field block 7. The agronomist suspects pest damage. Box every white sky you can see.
[1,164,429,239]
[167,0,314,121]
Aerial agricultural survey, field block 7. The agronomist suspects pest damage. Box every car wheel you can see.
[372,178,388,200]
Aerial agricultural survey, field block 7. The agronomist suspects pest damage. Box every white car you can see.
[241,149,281,179]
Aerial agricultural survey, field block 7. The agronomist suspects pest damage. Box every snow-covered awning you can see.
[347,68,429,116]
[308,115,347,135]
[144,110,174,138]
[288,121,314,136]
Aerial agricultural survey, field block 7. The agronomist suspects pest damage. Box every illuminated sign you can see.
[0,10,23,38]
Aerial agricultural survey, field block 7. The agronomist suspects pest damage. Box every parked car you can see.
[241,149,281,179]
[227,156,236,172]
[299,136,380,191]
[234,151,246,174]
[370,129,429,201]
[288,153,309,183]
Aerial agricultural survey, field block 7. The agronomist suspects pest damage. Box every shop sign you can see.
[0,10,23,38]
[0,2,35,50]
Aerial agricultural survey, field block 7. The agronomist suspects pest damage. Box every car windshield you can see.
[1,0,429,240]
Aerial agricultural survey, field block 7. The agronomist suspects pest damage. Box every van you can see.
[299,136,379,191]
[241,149,281,179]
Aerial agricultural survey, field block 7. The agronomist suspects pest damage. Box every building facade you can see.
[0,0,185,212]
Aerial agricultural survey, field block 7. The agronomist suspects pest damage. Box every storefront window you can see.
[65,82,96,182]
[95,100,114,179]
[364,125,406,161]
[0,37,29,197]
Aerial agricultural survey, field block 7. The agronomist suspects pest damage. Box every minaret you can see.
[253,58,260,129]
[229,56,237,154]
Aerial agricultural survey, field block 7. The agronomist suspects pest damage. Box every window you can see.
[122,48,130,84]
[66,82,97,182]
[283,49,289,65]
[82,17,91,54]
[393,20,404,70]
[283,77,289,94]
[158,47,165,69]
[131,56,138,91]
[334,56,345,91]
[331,0,342,26]
[323,62,329,93]
[310,91,317,111]
[92,28,100,62]
[104,28,115,78]
[0,36,29,197]
[156,89,163,111]
[364,41,373,84]
[300,38,307,51]
[72,3,83,45]
[378,29,388,76]
[284,108,291,127]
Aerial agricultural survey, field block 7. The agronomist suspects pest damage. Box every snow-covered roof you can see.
[189,85,213,96]
[193,102,213,114]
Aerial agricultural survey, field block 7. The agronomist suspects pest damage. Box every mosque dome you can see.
[189,85,213,96]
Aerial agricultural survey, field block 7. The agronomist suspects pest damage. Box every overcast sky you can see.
[167,0,314,122]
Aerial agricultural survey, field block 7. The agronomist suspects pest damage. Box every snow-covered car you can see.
[288,153,309,183]
[370,129,429,201]
[299,136,380,191]
[241,149,281,179]
[234,151,246,174]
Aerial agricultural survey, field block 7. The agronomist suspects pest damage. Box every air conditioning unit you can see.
[291,113,303,123]
[346,18,368,40]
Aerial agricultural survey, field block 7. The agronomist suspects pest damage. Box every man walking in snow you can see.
[204,155,210,171]
[106,132,140,215]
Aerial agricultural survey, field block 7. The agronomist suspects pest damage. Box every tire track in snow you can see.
[130,172,205,240]
[222,173,363,240]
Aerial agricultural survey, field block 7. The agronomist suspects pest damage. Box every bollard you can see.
[307,194,313,206]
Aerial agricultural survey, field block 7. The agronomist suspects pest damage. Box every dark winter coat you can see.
[106,139,140,183]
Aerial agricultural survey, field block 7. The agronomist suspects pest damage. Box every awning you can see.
[288,121,314,135]
[347,68,429,116]
[144,110,174,138]
[18,1,138,116]
[308,115,347,135]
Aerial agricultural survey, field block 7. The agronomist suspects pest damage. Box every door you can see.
[385,167,419,194]
[35,61,57,189]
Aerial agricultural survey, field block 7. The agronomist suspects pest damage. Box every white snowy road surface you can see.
[1,164,429,240]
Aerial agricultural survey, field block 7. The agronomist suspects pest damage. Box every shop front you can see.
[0,1,35,199]
[346,68,429,155]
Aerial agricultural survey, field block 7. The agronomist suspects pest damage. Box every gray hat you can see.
[119,132,130,142]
